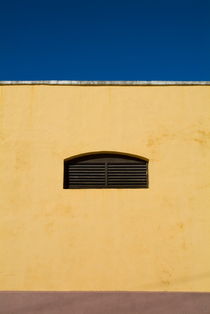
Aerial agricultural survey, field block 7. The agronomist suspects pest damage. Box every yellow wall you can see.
[0,85,210,291]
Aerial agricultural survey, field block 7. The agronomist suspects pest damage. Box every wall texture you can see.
[0,85,210,292]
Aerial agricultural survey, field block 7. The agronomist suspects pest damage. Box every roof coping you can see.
[0,81,210,85]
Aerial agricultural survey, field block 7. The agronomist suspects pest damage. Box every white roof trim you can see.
[0,81,210,85]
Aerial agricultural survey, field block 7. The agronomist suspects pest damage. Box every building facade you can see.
[0,81,210,313]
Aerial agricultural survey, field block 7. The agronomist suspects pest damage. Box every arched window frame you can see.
[63,152,148,189]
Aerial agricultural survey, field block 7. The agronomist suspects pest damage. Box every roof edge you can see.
[0,81,210,86]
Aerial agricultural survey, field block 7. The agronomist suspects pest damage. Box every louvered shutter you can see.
[64,153,148,189]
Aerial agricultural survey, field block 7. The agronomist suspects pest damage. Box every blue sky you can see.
[0,0,209,80]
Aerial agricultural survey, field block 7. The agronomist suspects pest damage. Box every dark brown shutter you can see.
[64,153,148,189]
[65,163,106,188]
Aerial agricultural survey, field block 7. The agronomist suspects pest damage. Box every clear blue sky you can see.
[0,0,209,80]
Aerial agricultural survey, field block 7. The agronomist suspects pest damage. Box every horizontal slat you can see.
[108,173,147,176]
[69,180,105,182]
[108,182,147,184]
[68,167,105,170]
[69,182,104,184]
[69,166,105,168]
[69,182,104,186]
[108,167,147,169]
[69,180,104,182]
[108,162,146,165]
[108,174,147,177]
[69,168,105,170]
[108,166,147,168]
[108,184,147,186]
[69,177,105,180]
[108,186,147,188]
[108,170,147,172]
[108,170,147,173]
[108,172,146,175]
[69,184,105,185]
[108,179,147,181]
[69,175,105,178]
[108,167,147,170]
[108,178,147,181]
[68,164,105,168]
[108,164,147,167]
[67,186,105,188]
[108,172,146,174]
[69,170,105,173]
[69,169,105,172]
[69,170,105,172]
[69,172,105,175]
[109,181,147,186]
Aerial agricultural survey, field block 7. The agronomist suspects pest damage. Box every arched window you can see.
[63,152,148,189]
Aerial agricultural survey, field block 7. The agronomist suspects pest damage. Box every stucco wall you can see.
[0,85,210,291]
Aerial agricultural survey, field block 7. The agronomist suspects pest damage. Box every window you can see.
[63,152,148,189]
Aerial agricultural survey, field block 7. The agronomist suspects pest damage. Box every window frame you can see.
[63,152,148,189]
